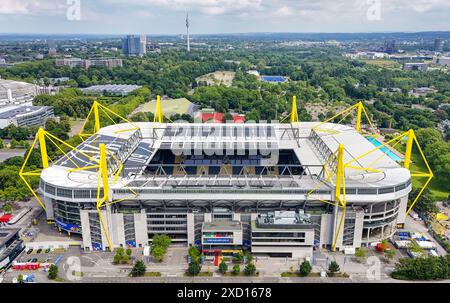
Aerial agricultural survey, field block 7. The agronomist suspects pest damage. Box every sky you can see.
[0,0,449,35]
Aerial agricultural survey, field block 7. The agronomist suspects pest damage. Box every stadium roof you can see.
[81,84,141,95]
[0,105,52,119]
[40,121,411,202]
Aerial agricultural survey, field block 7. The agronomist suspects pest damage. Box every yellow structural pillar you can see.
[290,95,299,123]
[98,143,113,251]
[154,95,163,123]
[356,102,363,133]
[38,128,49,168]
[93,101,101,133]
[335,144,345,203]
[404,129,414,170]
[332,144,346,252]
[99,143,109,201]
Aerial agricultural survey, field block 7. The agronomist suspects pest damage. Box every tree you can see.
[409,188,437,215]
[299,260,312,277]
[113,247,125,264]
[10,139,19,149]
[151,245,166,262]
[392,255,450,280]
[126,248,132,257]
[152,234,172,249]
[244,263,256,276]
[131,260,146,277]
[0,138,3,149]
[48,264,58,280]
[355,247,368,261]
[328,261,340,273]
[2,203,13,214]
[188,245,201,263]
[17,274,23,283]
[219,260,228,274]
[232,264,240,275]
[415,128,442,149]
[188,261,201,276]
[233,251,244,263]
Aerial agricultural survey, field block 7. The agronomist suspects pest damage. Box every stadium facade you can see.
[23,99,431,259]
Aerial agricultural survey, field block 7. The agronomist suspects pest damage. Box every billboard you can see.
[203,238,232,244]
[55,219,81,233]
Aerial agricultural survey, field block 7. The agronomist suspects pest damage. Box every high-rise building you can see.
[186,13,190,52]
[384,40,397,54]
[47,40,57,56]
[122,35,147,57]
[434,38,445,52]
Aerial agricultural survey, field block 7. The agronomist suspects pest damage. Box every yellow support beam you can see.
[93,101,101,133]
[38,128,49,169]
[99,143,109,202]
[290,95,298,123]
[356,102,363,133]
[154,95,163,123]
[404,129,414,170]
[78,100,140,137]
[335,144,345,204]
[332,144,346,252]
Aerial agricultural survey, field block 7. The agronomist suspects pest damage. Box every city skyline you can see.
[0,0,449,35]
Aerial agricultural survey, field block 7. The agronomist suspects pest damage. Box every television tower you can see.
[186,12,190,52]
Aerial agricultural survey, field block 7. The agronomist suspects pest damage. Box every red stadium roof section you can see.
[201,112,224,123]
[231,114,246,123]
[200,112,246,123]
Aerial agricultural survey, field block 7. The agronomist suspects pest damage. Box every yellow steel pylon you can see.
[332,144,346,251]
[96,143,113,251]
[19,128,102,211]
[153,95,163,123]
[290,95,299,123]
[78,100,140,138]
[343,129,433,217]
[313,101,377,137]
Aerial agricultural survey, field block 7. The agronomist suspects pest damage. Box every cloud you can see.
[275,6,294,17]
[0,0,66,16]
[102,0,263,15]
[0,0,28,14]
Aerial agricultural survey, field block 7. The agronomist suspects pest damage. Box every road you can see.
[0,149,26,162]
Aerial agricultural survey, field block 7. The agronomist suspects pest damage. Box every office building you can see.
[0,229,25,271]
[433,56,450,66]
[434,38,445,52]
[55,57,123,69]
[0,105,54,128]
[122,35,147,57]
[403,63,428,71]
[0,79,38,108]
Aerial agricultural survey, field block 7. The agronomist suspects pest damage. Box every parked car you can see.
[44,248,51,253]
[26,249,33,255]
[31,258,38,263]
[36,249,42,254]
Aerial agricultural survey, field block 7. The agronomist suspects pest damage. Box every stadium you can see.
[20,97,432,259]
[0,79,38,107]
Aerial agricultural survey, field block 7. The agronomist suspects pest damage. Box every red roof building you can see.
[201,112,224,123]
